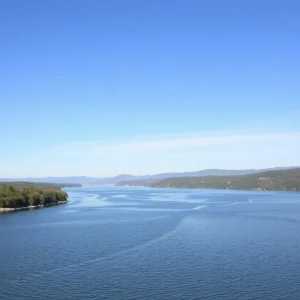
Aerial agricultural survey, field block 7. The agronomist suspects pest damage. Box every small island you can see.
[0,183,69,213]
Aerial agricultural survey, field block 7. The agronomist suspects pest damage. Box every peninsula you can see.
[0,182,70,213]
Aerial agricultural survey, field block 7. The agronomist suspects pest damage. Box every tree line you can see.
[150,168,300,191]
[0,181,81,188]
[0,184,68,208]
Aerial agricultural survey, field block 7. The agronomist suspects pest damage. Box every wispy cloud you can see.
[4,130,300,177]
[45,131,300,158]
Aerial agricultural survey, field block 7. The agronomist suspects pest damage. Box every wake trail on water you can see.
[6,215,184,284]
[191,205,207,210]
[221,202,239,207]
[116,205,207,212]
[9,215,171,230]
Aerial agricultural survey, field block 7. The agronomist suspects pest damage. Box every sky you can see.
[1,0,300,177]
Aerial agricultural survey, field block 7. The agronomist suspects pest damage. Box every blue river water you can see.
[1,187,300,300]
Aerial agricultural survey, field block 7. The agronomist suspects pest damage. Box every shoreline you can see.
[119,185,299,192]
[0,200,68,213]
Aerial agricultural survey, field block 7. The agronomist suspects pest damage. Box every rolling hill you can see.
[2,167,298,186]
[149,168,300,191]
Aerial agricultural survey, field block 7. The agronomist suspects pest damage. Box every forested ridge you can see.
[0,184,68,209]
[0,182,80,188]
[150,168,300,191]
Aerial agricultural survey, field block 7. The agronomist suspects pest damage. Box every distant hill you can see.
[117,167,299,186]
[88,174,150,185]
[149,168,300,191]
[117,179,157,186]
[0,177,91,185]
[1,167,298,186]
[0,182,81,189]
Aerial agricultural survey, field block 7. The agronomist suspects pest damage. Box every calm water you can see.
[1,187,300,300]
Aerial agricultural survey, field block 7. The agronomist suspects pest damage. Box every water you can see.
[1,187,300,300]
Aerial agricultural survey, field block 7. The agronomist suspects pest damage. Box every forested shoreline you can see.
[150,169,300,191]
[0,182,81,189]
[0,184,68,212]
[118,168,300,191]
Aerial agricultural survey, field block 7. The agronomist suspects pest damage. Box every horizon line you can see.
[1,165,299,179]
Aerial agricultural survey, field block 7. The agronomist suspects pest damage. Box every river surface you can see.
[1,187,300,299]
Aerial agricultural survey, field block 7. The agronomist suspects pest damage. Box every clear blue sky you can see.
[1,0,300,177]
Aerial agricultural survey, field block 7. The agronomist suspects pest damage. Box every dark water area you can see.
[1,187,300,300]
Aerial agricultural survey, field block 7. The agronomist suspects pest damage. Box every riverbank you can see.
[0,200,68,213]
